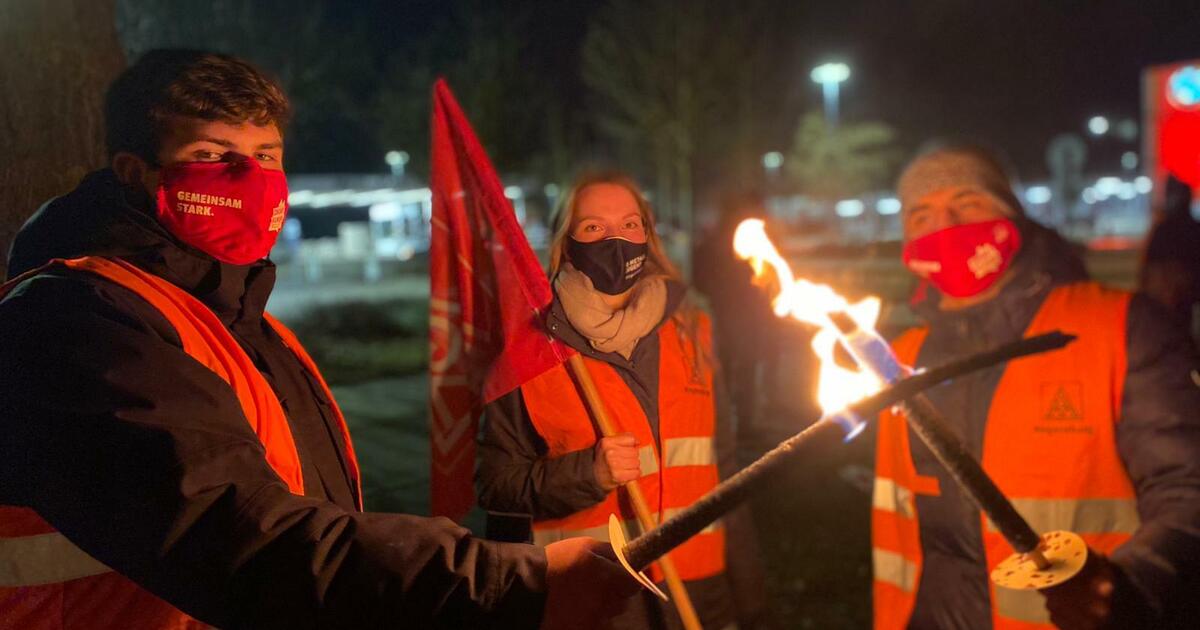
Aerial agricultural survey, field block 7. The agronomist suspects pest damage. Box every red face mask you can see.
[154,158,289,265]
[901,218,1022,298]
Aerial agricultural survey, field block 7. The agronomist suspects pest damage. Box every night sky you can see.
[260,0,1200,179]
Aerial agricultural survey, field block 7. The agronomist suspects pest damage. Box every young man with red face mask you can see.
[871,144,1200,630]
[0,49,637,630]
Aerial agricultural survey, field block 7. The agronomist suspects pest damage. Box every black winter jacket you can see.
[0,170,548,629]
[903,223,1200,629]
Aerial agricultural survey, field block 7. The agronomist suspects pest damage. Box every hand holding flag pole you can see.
[567,354,704,629]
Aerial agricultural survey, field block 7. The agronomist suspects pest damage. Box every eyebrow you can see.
[194,137,283,151]
[196,137,237,148]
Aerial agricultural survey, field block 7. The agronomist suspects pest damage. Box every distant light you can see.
[1088,116,1109,136]
[1024,185,1052,204]
[1167,65,1200,110]
[1082,187,1098,204]
[1095,176,1122,196]
[311,189,358,208]
[288,190,315,205]
[1117,183,1137,200]
[811,62,851,85]
[504,185,523,199]
[762,151,784,170]
[543,183,560,198]
[1115,119,1138,142]
[876,197,901,215]
[1135,176,1153,194]
[835,199,865,217]
[384,150,410,166]
[369,201,402,223]
[1121,151,1139,170]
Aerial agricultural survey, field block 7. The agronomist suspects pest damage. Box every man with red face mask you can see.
[0,50,637,630]
[872,144,1200,630]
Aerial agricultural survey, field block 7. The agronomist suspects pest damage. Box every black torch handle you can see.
[900,394,1042,553]
[624,418,845,570]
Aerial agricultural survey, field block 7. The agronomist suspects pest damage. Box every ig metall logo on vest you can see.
[1035,381,1092,435]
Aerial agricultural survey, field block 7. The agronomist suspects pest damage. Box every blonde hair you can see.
[548,171,681,283]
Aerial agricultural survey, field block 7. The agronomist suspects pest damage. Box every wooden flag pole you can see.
[566,354,704,630]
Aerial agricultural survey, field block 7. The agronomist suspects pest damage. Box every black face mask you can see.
[566,236,648,295]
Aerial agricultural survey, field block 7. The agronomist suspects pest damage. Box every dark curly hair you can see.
[104,49,290,162]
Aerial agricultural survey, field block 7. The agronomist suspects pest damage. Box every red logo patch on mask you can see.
[154,157,289,265]
[901,218,1022,298]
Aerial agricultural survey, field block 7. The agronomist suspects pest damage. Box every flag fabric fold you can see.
[428,79,575,520]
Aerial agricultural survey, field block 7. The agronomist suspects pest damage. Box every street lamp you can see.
[762,151,784,172]
[811,62,851,126]
[385,150,410,178]
[1087,116,1109,137]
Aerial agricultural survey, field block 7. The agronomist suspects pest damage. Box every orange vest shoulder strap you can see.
[264,312,363,509]
[21,257,307,496]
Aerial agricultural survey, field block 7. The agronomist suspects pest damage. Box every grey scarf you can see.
[554,263,668,359]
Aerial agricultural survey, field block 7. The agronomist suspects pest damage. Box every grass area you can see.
[286,298,429,385]
[331,376,431,515]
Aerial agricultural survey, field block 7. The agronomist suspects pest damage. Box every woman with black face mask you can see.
[476,172,772,630]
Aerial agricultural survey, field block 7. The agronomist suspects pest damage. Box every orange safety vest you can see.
[873,282,1139,630]
[0,256,361,630]
[520,314,726,583]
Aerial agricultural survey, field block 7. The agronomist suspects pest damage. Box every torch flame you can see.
[733,219,884,414]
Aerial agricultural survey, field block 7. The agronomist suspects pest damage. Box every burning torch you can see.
[607,219,1087,602]
[606,328,1075,599]
[609,218,1089,602]
[730,219,1088,592]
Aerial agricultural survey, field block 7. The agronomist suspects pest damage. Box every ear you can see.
[111,152,152,187]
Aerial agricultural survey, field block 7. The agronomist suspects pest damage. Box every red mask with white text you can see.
[154,158,289,265]
[901,218,1022,298]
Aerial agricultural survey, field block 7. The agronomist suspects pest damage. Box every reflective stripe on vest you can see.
[872,477,916,520]
[664,436,715,468]
[532,515,651,546]
[0,530,111,587]
[0,257,359,628]
[984,497,1140,536]
[873,548,918,593]
[639,444,660,475]
[872,282,1136,630]
[521,315,725,582]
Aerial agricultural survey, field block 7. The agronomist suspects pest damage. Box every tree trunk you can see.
[0,0,124,279]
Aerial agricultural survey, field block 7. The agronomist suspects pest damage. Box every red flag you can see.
[428,79,575,520]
